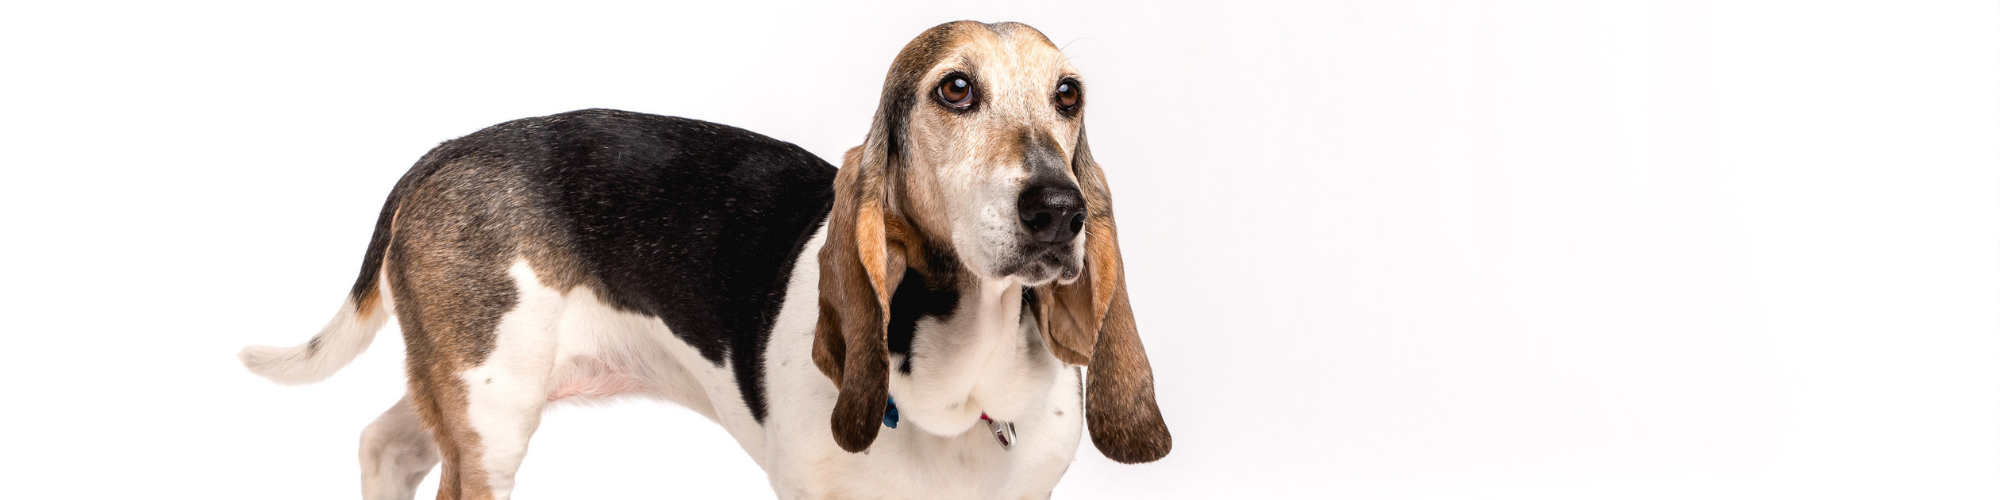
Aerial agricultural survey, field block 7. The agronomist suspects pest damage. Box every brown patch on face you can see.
[873,22,983,256]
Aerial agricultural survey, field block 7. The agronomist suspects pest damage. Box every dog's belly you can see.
[535,278,771,465]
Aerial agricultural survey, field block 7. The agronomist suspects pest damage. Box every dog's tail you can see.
[239,189,404,386]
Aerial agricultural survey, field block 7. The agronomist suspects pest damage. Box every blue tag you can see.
[883,396,899,429]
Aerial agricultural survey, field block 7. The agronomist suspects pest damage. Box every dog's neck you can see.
[883,266,1061,439]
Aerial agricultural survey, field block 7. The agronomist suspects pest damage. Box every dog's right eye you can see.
[936,75,975,109]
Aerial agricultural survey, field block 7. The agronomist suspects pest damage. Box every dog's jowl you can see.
[241,21,1168,500]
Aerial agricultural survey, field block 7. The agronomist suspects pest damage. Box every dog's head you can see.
[811,21,1170,464]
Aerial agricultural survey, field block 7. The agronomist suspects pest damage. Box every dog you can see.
[240,20,1169,500]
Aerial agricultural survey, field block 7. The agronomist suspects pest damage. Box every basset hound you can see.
[240,20,1169,500]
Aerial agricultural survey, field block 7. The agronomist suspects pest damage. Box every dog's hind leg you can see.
[384,162,577,499]
[447,347,556,500]
[406,260,565,500]
[360,395,440,500]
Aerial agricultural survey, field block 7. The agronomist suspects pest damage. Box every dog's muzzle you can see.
[1005,179,1087,282]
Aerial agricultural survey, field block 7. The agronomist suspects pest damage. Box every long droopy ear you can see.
[812,141,909,453]
[1036,127,1173,463]
[812,21,967,454]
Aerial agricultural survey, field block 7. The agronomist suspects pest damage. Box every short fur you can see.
[241,21,1167,500]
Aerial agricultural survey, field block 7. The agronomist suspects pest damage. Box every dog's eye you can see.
[1055,79,1081,114]
[937,75,974,108]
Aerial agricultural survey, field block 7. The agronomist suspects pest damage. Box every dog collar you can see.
[883,396,900,428]
[883,396,1016,450]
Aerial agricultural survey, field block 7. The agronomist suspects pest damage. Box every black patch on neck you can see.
[886,253,962,375]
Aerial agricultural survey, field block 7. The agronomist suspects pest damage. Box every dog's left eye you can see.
[1055,79,1081,114]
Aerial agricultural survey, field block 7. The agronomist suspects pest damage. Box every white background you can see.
[2,1,1995,499]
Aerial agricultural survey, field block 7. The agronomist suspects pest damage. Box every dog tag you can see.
[980,414,1015,450]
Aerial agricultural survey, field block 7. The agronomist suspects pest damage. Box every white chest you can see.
[754,227,1086,499]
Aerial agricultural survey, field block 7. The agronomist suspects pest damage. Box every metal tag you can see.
[984,416,1016,450]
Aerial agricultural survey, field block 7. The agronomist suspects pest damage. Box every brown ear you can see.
[812,144,908,453]
[1036,129,1172,463]
[812,22,976,453]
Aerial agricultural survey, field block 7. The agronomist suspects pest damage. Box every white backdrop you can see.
[2,1,1995,499]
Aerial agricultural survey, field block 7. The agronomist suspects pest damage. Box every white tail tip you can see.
[239,344,335,385]
[240,297,387,386]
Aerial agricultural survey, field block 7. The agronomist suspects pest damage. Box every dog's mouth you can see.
[998,242,1083,285]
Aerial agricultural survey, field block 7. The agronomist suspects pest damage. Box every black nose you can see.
[1017,182,1087,243]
